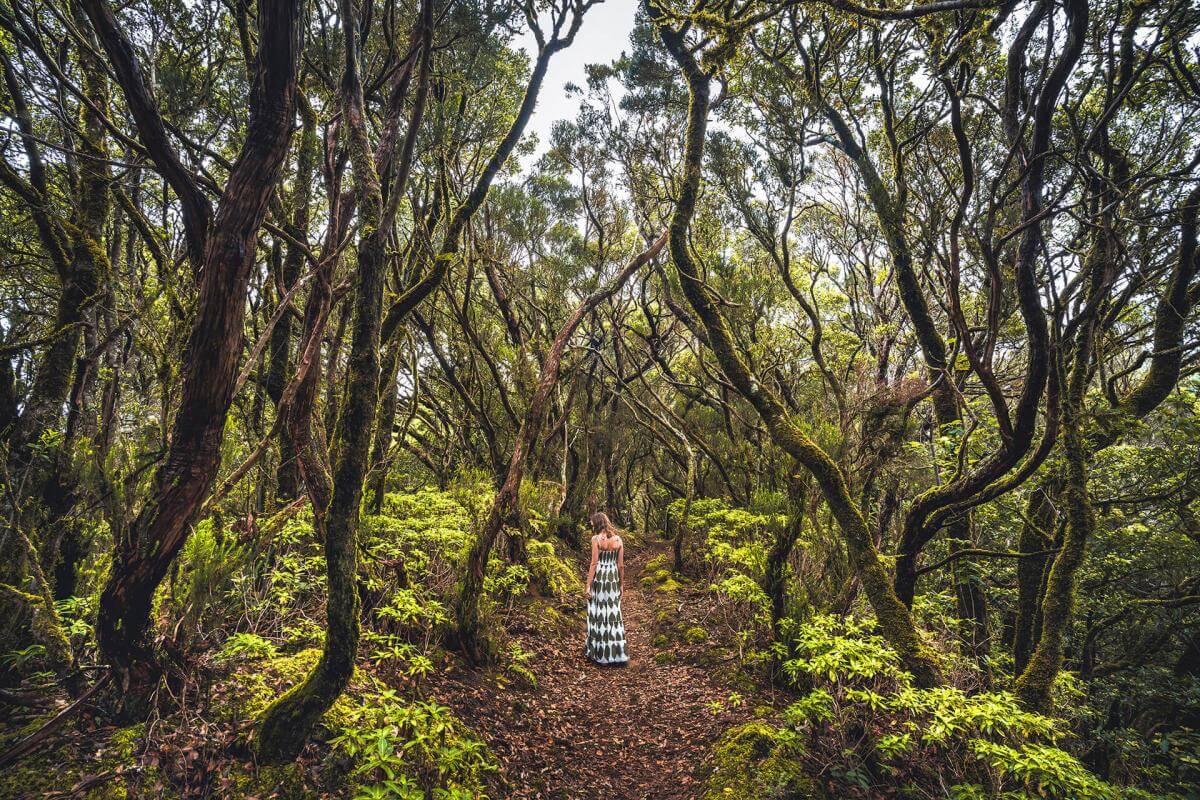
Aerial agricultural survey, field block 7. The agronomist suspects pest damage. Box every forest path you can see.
[431,545,746,799]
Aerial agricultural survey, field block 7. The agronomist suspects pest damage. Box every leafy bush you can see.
[526,539,581,597]
[770,615,1166,799]
[331,691,495,799]
[166,517,253,641]
[215,632,278,663]
[666,496,788,645]
[365,488,480,596]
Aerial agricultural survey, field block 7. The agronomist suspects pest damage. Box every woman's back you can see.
[585,514,628,666]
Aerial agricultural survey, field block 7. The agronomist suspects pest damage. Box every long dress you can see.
[586,547,628,665]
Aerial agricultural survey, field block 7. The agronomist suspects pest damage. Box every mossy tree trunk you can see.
[1016,153,1200,714]
[452,230,668,663]
[648,7,941,688]
[1,10,110,601]
[1012,3,1199,710]
[367,347,402,514]
[256,0,432,762]
[265,104,317,506]
[1013,486,1055,673]
[766,478,807,680]
[879,0,1084,625]
[816,87,996,672]
[673,446,695,574]
[82,0,303,713]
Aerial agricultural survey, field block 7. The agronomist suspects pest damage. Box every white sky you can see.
[517,0,639,158]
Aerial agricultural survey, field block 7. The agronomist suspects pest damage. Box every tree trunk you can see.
[368,348,402,514]
[1013,486,1055,672]
[83,0,303,712]
[256,0,431,760]
[649,9,941,687]
[766,479,806,680]
[451,232,667,664]
[672,446,695,574]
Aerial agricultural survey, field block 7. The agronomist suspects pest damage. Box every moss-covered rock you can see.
[701,721,825,800]
[641,564,687,594]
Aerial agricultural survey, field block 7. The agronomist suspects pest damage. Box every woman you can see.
[584,511,627,666]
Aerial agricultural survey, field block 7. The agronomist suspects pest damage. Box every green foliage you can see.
[215,632,278,662]
[375,589,450,637]
[773,615,1166,799]
[667,497,786,627]
[331,691,495,800]
[483,562,531,602]
[502,641,537,689]
[167,517,253,637]
[1,643,46,671]
[54,595,94,642]
[526,539,581,597]
[365,488,480,596]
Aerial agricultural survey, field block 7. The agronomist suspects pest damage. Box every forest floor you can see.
[426,543,758,799]
[0,539,766,799]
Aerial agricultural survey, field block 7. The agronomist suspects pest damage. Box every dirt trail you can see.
[432,549,745,799]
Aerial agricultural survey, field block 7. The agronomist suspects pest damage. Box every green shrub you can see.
[526,539,581,597]
[331,691,495,799]
[772,615,1157,799]
[666,497,786,631]
[167,517,252,636]
[215,632,278,662]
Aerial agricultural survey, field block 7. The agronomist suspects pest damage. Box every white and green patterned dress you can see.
[586,547,627,665]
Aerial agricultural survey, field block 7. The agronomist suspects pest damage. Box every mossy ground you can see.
[2,514,768,799]
[0,722,166,800]
[701,721,826,800]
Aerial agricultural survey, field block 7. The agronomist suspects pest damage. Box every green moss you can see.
[645,553,670,573]
[654,651,677,665]
[652,633,669,648]
[215,648,355,730]
[684,626,709,644]
[222,764,316,799]
[0,722,166,800]
[656,577,683,594]
[701,721,825,800]
[527,539,582,598]
[109,723,146,761]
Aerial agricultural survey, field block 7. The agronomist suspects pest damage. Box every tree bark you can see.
[649,8,941,687]
[83,0,303,712]
[256,0,432,760]
[450,231,668,664]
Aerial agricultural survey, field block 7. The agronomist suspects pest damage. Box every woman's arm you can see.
[585,536,598,597]
[617,540,625,587]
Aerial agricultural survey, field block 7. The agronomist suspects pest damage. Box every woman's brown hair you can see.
[589,511,615,537]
